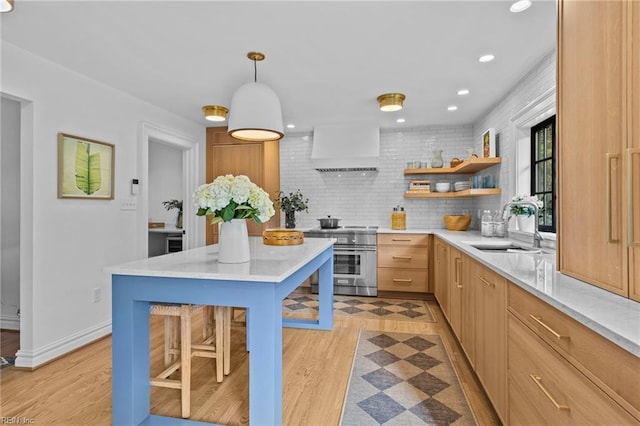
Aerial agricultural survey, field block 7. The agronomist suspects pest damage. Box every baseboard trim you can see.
[14,320,112,369]
[0,314,20,330]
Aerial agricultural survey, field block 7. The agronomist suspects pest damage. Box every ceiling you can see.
[0,0,557,134]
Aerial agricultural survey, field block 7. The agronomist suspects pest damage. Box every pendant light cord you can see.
[253,58,257,83]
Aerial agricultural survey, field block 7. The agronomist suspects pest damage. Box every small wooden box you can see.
[148,222,165,229]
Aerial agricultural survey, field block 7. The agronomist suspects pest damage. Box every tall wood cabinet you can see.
[558,0,640,300]
[205,127,280,245]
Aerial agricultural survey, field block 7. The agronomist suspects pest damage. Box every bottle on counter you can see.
[481,210,493,237]
[493,210,505,237]
[391,206,406,230]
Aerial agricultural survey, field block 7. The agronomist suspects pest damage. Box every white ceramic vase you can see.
[516,214,535,233]
[218,219,250,263]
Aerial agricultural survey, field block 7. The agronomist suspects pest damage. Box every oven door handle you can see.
[334,246,377,252]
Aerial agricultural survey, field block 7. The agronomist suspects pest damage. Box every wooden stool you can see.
[204,306,232,375]
[149,303,227,419]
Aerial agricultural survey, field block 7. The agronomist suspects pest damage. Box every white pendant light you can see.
[228,52,284,141]
[0,0,14,13]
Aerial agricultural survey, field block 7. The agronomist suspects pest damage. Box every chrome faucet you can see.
[501,201,544,248]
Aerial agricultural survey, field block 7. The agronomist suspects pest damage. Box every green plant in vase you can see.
[162,199,183,229]
[275,190,309,229]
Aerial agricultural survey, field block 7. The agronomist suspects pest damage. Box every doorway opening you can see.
[137,123,202,259]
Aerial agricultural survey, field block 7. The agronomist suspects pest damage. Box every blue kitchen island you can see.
[106,237,335,425]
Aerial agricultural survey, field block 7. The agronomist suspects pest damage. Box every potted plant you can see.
[194,175,275,263]
[275,189,309,229]
[162,199,183,229]
[510,195,544,232]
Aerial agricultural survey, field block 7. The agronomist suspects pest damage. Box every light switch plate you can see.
[121,198,137,210]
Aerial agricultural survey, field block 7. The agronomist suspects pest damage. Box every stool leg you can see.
[180,305,191,419]
[214,307,224,382]
[223,307,231,375]
[163,316,172,367]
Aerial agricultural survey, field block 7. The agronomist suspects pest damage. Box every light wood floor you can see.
[0,329,19,358]
[0,298,500,425]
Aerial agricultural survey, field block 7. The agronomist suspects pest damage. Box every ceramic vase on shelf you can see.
[285,211,296,229]
[218,219,250,263]
[431,150,444,168]
[516,214,535,233]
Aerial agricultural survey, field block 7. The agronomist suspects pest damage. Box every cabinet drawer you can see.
[508,283,640,419]
[508,315,637,425]
[377,233,429,247]
[378,268,428,292]
[377,246,428,269]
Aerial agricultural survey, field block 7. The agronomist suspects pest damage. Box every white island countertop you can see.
[106,237,336,283]
[431,230,640,357]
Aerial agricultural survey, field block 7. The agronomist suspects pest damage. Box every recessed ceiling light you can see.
[287,124,296,129]
[510,0,532,13]
[397,118,406,123]
[457,89,470,96]
[448,106,458,111]
[478,54,495,63]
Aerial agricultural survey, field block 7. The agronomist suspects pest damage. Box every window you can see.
[530,115,556,232]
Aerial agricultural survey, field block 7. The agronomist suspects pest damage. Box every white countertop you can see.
[105,237,335,283]
[432,230,640,357]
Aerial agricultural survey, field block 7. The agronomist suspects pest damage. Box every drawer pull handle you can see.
[455,257,462,288]
[392,278,412,283]
[391,238,412,242]
[528,315,569,340]
[392,255,413,260]
[479,276,495,287]
[529,374,570,411]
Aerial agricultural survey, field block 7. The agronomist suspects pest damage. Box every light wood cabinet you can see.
[508,283,640,420]
[448,246,463,339]
[377,233,429,293]
[459,250,476,368]
[558,0,639,299]
[508,314,638,425]
[433,237,449,319]
[205,127,280,245]
[473,262,507,423]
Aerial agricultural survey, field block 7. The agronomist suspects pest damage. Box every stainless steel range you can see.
[303,226,377,296]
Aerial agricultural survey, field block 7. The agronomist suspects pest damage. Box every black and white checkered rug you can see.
[283,294,435,322]
[341,331,476,425]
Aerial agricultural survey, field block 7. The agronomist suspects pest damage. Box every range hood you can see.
[310,123,380,171]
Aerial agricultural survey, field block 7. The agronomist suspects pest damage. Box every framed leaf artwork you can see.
[57,133,115,199]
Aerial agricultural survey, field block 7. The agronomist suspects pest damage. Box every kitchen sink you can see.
[461,240,551,254]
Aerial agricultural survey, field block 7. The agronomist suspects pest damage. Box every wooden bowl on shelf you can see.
[443,215,472,231]
[262,229,304,246]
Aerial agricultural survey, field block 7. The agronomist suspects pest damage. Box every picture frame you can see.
[58,133,115,199]
[482,128,496,158]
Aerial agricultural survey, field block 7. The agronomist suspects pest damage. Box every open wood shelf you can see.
[404,188,502,198]
[404,157,502,175]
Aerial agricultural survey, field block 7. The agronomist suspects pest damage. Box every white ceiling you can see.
[0,0,557,134]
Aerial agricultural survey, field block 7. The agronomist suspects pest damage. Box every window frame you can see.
[530,115,556,233]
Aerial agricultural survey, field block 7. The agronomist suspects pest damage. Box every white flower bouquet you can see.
[510,194,544,217]
[194,174,275,225]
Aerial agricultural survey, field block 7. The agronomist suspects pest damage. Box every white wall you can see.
[1,42,204,368]
[474,51,556,215]
[149,141,183,225]
[1,97,21,330]
[279,51,556,231]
